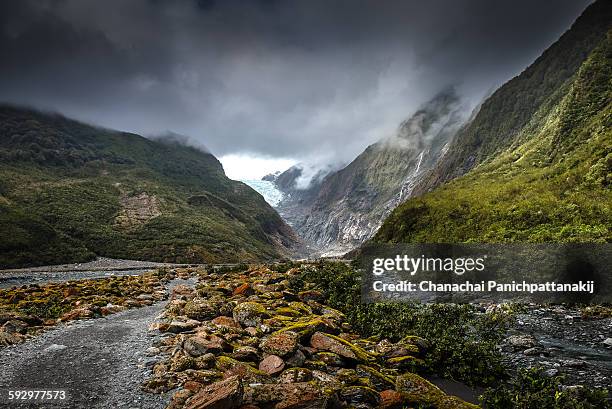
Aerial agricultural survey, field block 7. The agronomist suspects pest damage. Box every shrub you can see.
[294,261,509,386]
[480,367,609,409]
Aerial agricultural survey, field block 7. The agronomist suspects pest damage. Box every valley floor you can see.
[0,278,194,409]
[0,263,609,408]
[0,258,185,274]
[0,258,197,289]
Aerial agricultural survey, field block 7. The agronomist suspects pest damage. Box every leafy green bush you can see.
[294,261,509,386]
[480,367,610,409]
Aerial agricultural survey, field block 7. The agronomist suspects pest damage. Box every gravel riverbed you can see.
[501,304,612,389]
[0,258,196,289]
[0,278,194,408]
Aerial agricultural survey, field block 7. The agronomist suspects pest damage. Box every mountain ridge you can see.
[0,105,301,268]
[374,6,612,244]
[412,0,612,195]
[274,90,467,255]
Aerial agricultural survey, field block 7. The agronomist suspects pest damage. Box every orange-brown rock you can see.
[211,316,241,328]
[184,335,231,357]
[380,389,404,408]
[184,381,203,392]
[310,332,373,362]
[243,382,336,408]
[184,376,243,409]
[259,355,285,375]
[233,283,253,296]
[260,331,299,357]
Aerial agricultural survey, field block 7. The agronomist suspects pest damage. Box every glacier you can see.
[241,180,285,207]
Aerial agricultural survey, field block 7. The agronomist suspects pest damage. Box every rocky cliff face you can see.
[273,1,612,255]
[273,90,467,256]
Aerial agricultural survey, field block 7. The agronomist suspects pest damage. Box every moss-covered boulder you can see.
[274,317,340,340]
[259,331,299,357]
[231,345,259,361]
[288,301,313,315]
[232,302,267,327]
[258,354,285,375]
[310,332,376,363]
[183,334,230,357]
[395,372,479,408]
[243,381,339,408]
[183,298,220,321]
[386,355,426,371]
[314,351,345,367]
[182,376,243,409]
[215,356,270,383]
[274,307,302,317]
[399,335,431,355]
[355,365,396,391]
[170,355,197,372]
[338,385,381,407]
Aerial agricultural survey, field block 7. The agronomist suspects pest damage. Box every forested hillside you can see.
[0,106,299,268]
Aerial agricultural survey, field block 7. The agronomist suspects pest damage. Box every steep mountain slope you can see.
[0,106,299,268]
[414,0,612,194]
[275,90,467,255]
[265,165,329,235]
[375,17,611,244]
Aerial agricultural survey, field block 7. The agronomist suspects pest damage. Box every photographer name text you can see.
[372,280,595,294]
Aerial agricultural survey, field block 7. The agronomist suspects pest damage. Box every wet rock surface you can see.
[145,266,478,409]
[500,304,612,389]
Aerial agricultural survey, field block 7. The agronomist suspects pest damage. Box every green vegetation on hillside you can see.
[364,5,611,407]
[376,29,611,244]
[0,107,297,268]
[417,0,612,190]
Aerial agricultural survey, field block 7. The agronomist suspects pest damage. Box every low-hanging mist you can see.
[0,0,592,169]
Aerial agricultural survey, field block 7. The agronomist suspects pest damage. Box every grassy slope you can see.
[0,107,297,268]
[375,30,611,244]
[416,0,611,192]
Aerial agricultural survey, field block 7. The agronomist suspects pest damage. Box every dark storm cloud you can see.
[0,0,592,163]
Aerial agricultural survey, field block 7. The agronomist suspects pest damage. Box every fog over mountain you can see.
[0,0,592,170]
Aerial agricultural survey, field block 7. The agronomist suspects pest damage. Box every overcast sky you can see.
[0,0,592,179]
